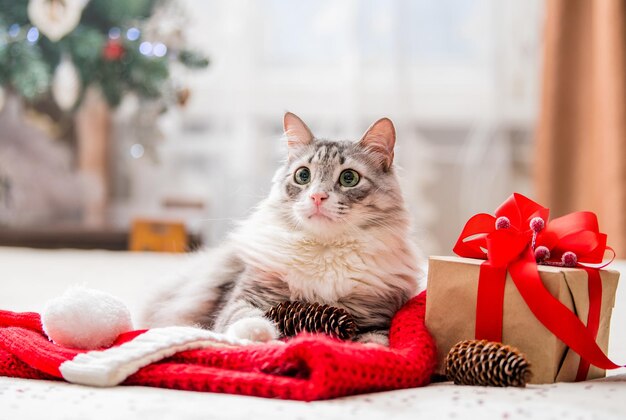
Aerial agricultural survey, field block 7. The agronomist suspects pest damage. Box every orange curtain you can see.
[535,0,626,256]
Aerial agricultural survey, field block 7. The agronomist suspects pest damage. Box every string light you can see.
[5,23,167,60]
[8,24,20,37]
[153,42,167,57]
[139,41,153,56]
[130,144,144,159]
[26,27,39,43]
[108,27,121,39]
[126,27,140,41]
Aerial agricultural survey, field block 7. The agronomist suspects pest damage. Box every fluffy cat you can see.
[142,112,424,345]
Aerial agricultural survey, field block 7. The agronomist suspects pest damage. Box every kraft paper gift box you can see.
[425,256,620,384]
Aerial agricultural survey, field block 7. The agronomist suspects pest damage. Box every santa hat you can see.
[0,291,436,401]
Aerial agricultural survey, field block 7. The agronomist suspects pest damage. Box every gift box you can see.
[425,193,623,384]
[425,256,620,383]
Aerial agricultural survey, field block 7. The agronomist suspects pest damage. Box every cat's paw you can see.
[226,317,279,342]
[356,331,389,347]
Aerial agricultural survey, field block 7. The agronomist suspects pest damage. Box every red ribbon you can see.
[453,193,621,379]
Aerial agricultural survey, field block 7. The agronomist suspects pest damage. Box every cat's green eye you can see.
[294,167,311,185]
[339,169,360,187]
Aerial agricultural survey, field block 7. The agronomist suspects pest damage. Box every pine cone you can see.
[444,340,532,387]
[265,301,357,340]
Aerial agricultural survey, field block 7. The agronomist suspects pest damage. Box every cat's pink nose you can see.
[310,192,329,206]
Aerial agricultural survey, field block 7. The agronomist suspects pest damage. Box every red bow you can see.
[539,212,609,265]
[453,193,620,380]
[454,193,610,266]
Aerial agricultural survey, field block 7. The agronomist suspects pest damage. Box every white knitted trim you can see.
[59,327,251,387]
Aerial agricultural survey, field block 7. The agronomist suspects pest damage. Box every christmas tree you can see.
[0,0,208,110]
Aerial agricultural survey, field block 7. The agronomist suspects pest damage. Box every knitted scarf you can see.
[0,292,435,401]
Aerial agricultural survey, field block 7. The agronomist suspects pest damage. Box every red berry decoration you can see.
[495,216,510,230]
[529,217,545,233]
[102,39,125,61]
[534,246,550,262]
[562,251,578,267]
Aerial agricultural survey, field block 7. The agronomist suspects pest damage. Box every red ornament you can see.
[102,39,125,61]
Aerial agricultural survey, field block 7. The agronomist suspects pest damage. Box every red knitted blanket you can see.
[0,292,435,401]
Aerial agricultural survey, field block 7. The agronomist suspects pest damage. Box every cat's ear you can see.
[283,112,313,154]
[359,117,396,171]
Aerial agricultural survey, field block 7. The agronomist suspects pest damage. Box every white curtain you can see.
[140,0,544,254]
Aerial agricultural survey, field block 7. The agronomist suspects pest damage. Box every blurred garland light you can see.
[139,41,153,56]
[0,0,208,108]
[8,24,20,37]
[26,27,39,43]
[108,27,121,39]
[126,27,140,41]
[153,43,167,57]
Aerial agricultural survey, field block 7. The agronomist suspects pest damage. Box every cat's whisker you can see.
[358,216,402,235]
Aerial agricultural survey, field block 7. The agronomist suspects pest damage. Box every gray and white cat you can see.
[142,112,424,345]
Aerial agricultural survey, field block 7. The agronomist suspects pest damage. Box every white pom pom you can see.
[42,287,133,350]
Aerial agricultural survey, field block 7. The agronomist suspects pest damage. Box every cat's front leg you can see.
[355,330,389,347]
[213,271,287,342]
[217,299,279,342]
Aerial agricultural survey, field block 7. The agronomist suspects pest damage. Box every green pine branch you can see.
[0,0,208,108]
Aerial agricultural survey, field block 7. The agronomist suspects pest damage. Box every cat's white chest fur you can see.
[284,238,367,302]
[232,209,419,305]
